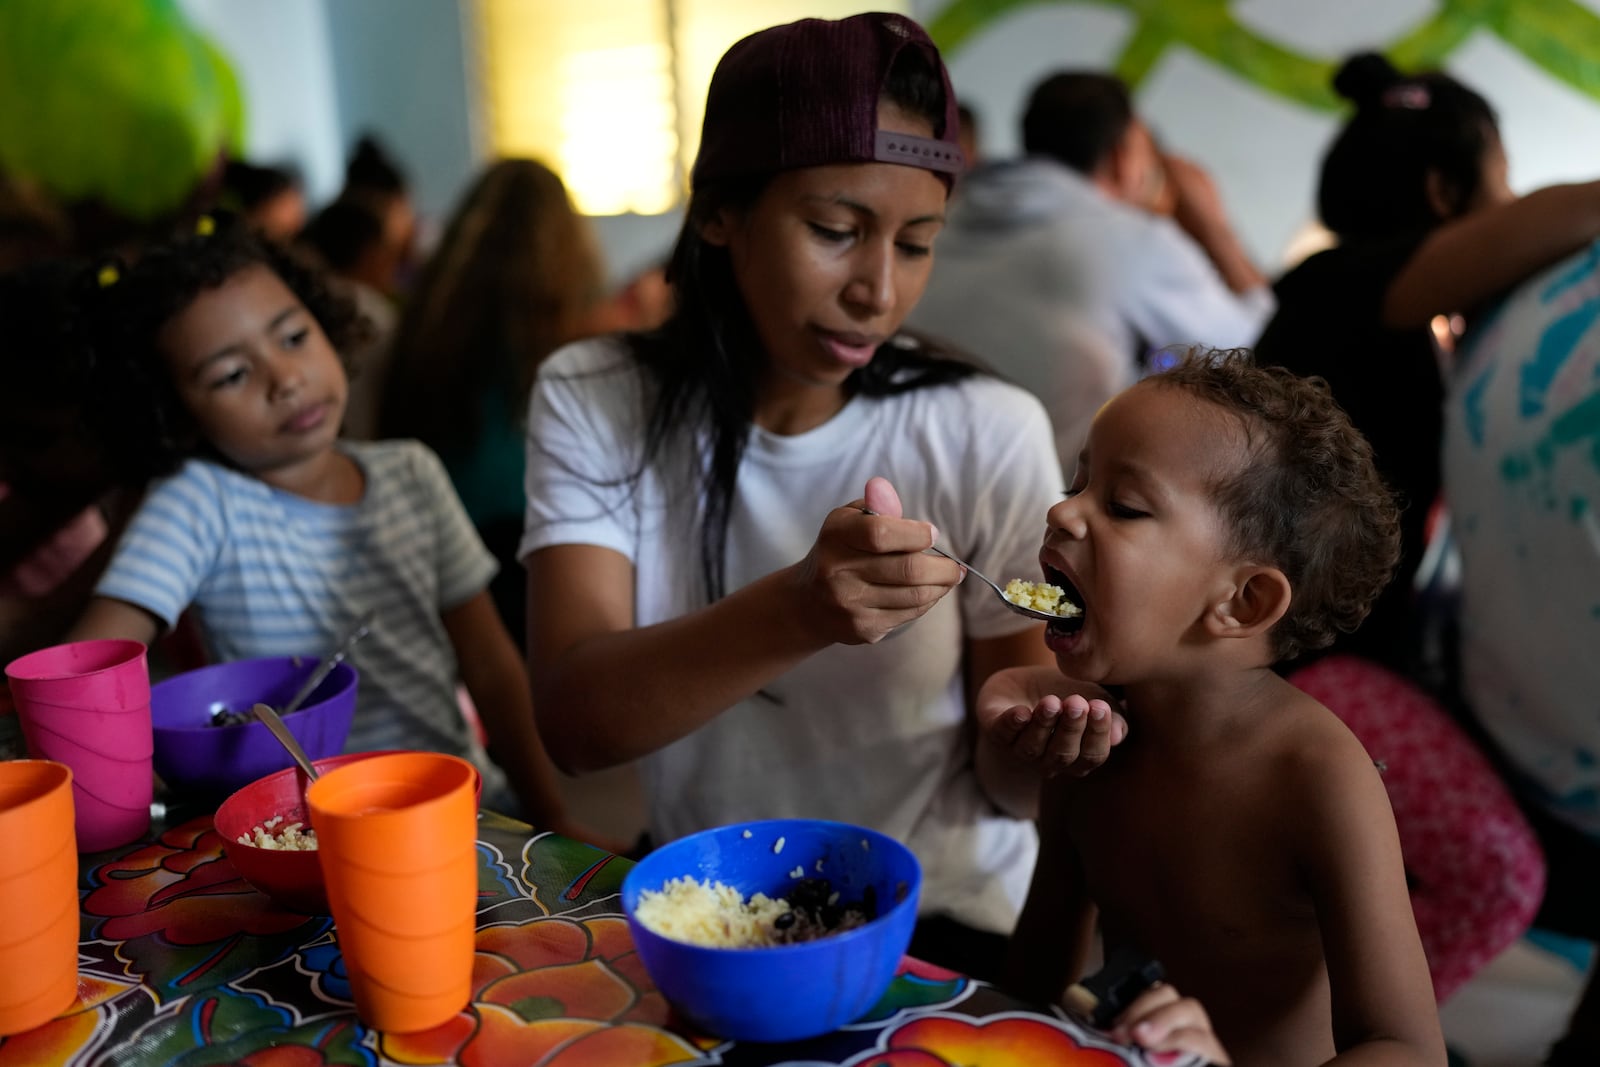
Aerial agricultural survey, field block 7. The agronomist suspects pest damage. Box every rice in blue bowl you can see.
[621,818,922,1043]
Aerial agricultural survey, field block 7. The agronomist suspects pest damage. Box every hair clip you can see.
[194,214,216,237]
[96,264,120,288]
[1382,84,1430,110]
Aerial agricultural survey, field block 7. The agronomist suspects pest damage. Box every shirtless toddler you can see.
[983,351,1445,1066]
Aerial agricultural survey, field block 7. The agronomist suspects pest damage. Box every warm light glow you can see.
[670,1,902,189]
[477,0,908,216]
[558,44,678,215]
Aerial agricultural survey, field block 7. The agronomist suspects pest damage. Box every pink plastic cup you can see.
[5,640,152,851]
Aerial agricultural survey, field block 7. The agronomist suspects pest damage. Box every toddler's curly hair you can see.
[92,216,372,477]
[1153,349,1401,662]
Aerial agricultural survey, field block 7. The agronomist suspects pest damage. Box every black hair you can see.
[0,259,128,567]
[1318,53,1500,240]
[0,173,71,274]
[956,102,979,136]
[380,158,605,457]
[345,134,406,196]
[1021,71,1133,175]
[299,198,384,274]
[616,42,978,603]
[219,160,297,212]
[1154,350,1402,662]
[92,216,372,476]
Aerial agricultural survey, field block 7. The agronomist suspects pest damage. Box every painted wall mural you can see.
[927,0,1600,110]
[916,0,1600,262]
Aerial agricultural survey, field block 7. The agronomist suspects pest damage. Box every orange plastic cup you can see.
[0,761,79,1036]
[307,751,479,1032]
[5,640,152,851]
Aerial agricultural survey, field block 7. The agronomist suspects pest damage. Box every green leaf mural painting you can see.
[927,0,1600,111]
[0,0,243,223]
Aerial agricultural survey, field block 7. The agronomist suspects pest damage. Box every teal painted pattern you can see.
[1450,242,1600,840]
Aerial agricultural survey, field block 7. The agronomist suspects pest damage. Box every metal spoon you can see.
[251,702,321,781]
[279,609,375,717]
[858,506,1075,624]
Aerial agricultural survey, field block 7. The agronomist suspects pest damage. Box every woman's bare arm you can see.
[1384,180,1600,327]
[525,496,961,774]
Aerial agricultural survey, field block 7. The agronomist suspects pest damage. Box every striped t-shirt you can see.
[97,440,499,774]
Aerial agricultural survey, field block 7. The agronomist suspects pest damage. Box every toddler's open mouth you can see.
[1042,564,1085,635]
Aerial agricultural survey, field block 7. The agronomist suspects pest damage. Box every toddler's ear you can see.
[1205,565,1290,640]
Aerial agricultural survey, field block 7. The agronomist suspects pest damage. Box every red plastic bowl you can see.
[214,751,481,914]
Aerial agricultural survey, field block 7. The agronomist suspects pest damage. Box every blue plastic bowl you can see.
[622,818,922,1043]
[150,656,358,797]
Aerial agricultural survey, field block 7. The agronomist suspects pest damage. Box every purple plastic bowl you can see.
[150,657,358,797]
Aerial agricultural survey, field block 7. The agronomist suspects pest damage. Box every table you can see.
[0,810,1199,1066]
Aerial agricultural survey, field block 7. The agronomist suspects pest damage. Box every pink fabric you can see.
[1288,655,1545,1002]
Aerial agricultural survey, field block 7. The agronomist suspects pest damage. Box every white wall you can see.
[178,0,672,283]
[177,0,345,205]
[321,0,480,224]
[181,1,1600,277]
[180,0,481,230]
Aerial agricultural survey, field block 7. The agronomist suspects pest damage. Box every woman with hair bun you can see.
[1254,51,1594,1032]
[1256,51,1600,677]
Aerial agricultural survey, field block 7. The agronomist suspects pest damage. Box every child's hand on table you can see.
[1108,983,1231,1065]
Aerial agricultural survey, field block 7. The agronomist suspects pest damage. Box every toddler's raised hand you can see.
[989,693,1121,779]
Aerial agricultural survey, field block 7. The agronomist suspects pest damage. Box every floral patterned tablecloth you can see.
[0,810,1198,1067]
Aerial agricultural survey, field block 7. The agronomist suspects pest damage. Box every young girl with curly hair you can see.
[65,220,601,844]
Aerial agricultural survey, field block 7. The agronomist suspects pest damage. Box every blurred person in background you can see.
[301,196,398,303]
[0,0,242,660]
[338,134,417,297]
[0,0,240,260]
[218,159,307,242]
[910,70,1268,465]
[956,100,982,170]
[0,172,71,274]
[596,258,674,334]
[299,196,401,440]
[380,158,609,646]
[0,261,164,666]
[1443,240,1600,1067]
[1256,52,1600,678]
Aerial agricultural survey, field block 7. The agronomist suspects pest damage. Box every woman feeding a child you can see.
[523,3,1079,989]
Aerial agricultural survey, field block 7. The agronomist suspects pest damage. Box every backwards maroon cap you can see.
[691,12,964,189]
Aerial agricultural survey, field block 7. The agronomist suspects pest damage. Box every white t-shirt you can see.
[912,160,1273,463]
[521,337,1065,932]
[1444,243,1600,839]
